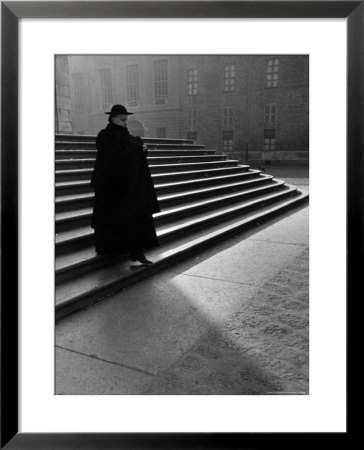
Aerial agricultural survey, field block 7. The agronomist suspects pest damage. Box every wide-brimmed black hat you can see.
[105,104,134,116]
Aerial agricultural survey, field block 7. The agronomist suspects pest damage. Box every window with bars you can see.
[126,64,139,103]
[222,106,234,128]
[264,103,277,124]
[72,73,85,113]
[156,127,166,138]
[223,65,235,92]
[264,129,276,150]
[100,68,113,109]
[187,69,198,95]
[266,59,279,88]
[154,60,168,104]
[187,110,197,130]
[223,130,234,152]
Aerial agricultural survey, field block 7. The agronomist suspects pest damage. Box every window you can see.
[266,59,279,88]
[264,103,277,124]
[222,107,234,128]
[187,110,197,130]
[187,69,198,95]
[156,127,166,138]
[72,73,85,113]
[100,68,113,108]
[223,130,233,152]
[126,64,139,103]
[264,129,276,150]
[223,65,235,92]
[154,60,168,104]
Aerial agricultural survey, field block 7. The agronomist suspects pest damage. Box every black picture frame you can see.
[1,1,360,448]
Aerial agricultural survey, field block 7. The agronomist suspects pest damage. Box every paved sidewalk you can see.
[56,205,309,395]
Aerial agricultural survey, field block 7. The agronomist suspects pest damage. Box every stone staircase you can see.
[55,134,309,319]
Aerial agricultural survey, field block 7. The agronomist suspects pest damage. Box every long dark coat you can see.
[90,122,160,255]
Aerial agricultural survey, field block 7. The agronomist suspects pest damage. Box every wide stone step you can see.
[56,193,94,213]
[56,141,205,150]
[56,183,293,279]
[144,143,205,150]
[153,168,259,194]
[55,169,261,198]
[55,189,308,319]
[55,162,245,182]
[144,138,194,145]
[55,155,227,170]
[56,134,94,142]
[56,158,96,170]
[56,173,273,214]
[56,134,195,145]
[56,150,97,159]
[55,177,279,247]
[56,225,92,253]
[153,180,287,226]
[55,149,217,159]
[55,180,93,196]
[55,169,260,197]
[55,178,284,233]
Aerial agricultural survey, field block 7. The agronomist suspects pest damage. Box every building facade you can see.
[55,56,73,134]
[66,55,309,164]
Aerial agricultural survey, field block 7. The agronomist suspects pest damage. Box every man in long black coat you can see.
[91,104,160,264]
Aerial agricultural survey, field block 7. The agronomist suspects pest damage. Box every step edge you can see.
[55,169,259,190]
[55,193,309,315]
[55,160,242,174]
[55,179,284,224]
[55,174,272,204]
[55,184,296,250]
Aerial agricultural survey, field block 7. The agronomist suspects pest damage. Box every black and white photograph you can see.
[1,0,356,444]
[55,54,309,395]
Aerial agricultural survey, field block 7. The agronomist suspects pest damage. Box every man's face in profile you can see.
[112,114,128,127]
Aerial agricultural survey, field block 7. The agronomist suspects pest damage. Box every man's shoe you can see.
[129,253,153,265]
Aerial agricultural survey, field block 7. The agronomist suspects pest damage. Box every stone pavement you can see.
[56,204,309,395]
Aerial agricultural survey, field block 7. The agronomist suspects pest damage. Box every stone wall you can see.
[55,56,73,134]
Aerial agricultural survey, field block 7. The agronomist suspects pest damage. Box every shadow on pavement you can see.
[56,226,309,395]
